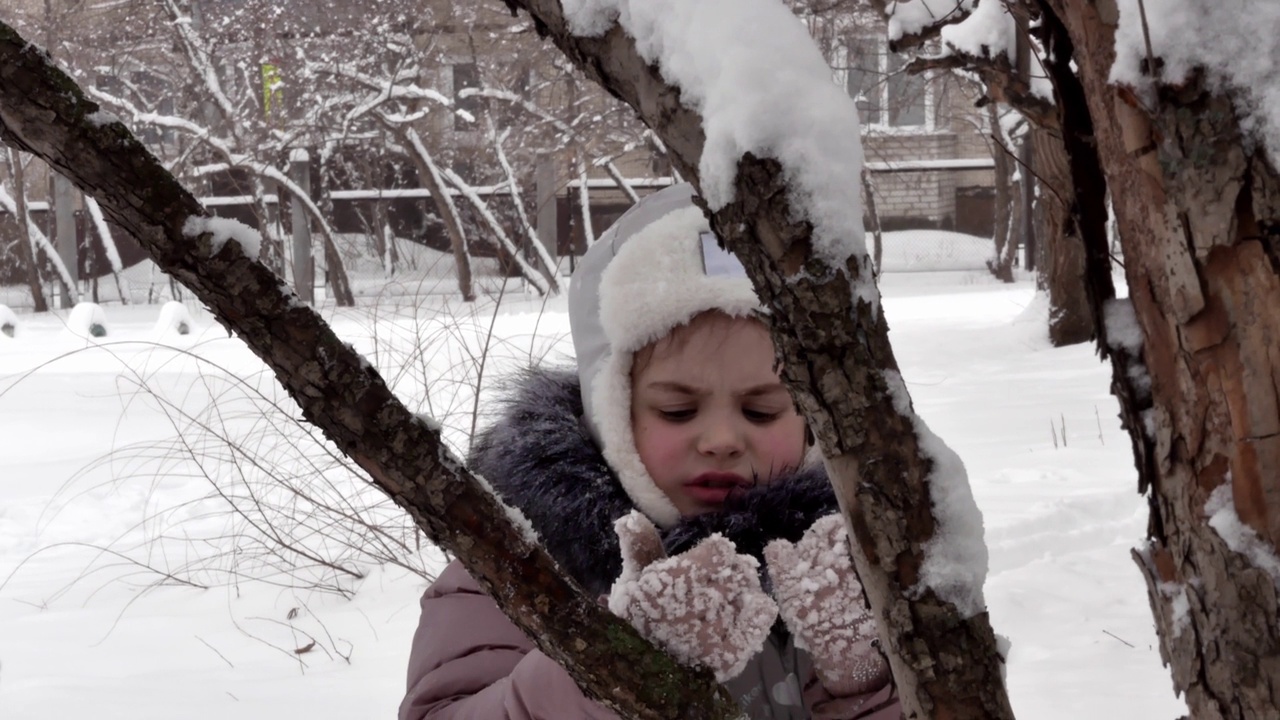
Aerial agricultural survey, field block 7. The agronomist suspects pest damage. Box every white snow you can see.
[1111,0,1280,162]
[939,0,1014,61]
[182,215,263,261]
[1103,297,1143,353]
[86,109,120,127]
[1205,483,1280,593]
[154,300,194,337]
[883,368,988,618]
[0,303,18,339]
[65,301,108,339]
[562,0,868,279]
[885,0,974,42]
[0,275,1189,719]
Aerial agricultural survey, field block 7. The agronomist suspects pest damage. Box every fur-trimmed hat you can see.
[568,184,761,528]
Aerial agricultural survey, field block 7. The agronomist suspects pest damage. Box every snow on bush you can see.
[154,301,194,337]
[66,302,108,339]
[0,303,17,339]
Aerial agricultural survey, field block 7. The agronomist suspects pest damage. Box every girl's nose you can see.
[697,415,745,458]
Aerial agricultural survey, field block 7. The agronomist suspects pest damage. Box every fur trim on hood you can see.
[468,367,840,597]
[568,183,762,528]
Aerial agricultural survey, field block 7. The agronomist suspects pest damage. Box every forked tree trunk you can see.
[1031,125,1092,346]
[6,147,47,312]
[1044,1,1280,715]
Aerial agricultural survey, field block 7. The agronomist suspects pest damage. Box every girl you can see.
[399,184,900,720]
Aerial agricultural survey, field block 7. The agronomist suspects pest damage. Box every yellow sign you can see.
[262,64,283,116]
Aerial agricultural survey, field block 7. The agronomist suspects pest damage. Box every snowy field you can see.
[0,270,1187,719]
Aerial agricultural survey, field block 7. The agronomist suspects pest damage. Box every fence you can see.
[0,161,1005,313]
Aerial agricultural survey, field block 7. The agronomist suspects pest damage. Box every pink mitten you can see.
[608,511,778,682]
[764,514,889,696]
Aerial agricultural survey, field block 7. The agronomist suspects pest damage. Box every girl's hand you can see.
[608,510,777,682]
[764,514,890,696]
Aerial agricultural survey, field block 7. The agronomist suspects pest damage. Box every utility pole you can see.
[45,0,80,308]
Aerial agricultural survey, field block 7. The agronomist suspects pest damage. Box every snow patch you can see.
[883,369,988,618]
[86,109,120,127]
[561,0,868,282]
[0,304,17,339]
[154,301,194,337]
[886,0,974,41]
[1205,483,1280,593]
[183,215,262,261]
[1103,298,1143,353]
[1158,581,1192,639]
[66,302,108,339]
[939,0,1014,60]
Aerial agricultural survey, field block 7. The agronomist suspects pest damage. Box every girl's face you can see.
[630,313,807,517]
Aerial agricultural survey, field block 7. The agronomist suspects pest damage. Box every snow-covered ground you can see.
[0,270,1186,719]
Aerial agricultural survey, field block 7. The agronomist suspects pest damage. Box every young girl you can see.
[399,184,900,720]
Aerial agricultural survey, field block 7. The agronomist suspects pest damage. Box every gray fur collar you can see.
[468,367,840,596]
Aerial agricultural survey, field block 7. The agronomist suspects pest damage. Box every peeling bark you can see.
[1044,1,1280,715]
[0,20,739,720]
[1031,124,1092,346]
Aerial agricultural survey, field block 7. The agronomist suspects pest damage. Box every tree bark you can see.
[6,146,48,312]
[1031,124,1092,346]
[987,103,1016,283]
[861,168,883,276]
[0,20,739,720]
[1043,1,1280,716]
[501,2,1013,717]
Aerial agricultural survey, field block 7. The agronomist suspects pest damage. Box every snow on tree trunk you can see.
[0,20,742,720]
[84,195,129,305]
[1044,1,1280,715]
[3,147,47,312]
[500,1,1013,717]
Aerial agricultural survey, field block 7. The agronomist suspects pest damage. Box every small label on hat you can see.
[699,231,748,279]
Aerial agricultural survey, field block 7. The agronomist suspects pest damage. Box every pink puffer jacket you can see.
[399,560,899,720]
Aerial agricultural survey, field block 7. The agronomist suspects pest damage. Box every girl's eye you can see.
[744,408,782,423]
[658,408,696,422]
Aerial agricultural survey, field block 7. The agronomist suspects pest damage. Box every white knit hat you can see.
[569,184,761,527]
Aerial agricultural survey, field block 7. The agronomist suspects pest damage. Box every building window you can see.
[839,35,931,131]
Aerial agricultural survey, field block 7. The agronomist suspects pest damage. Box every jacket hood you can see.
[468,367,839,597]
[568,183,764,527]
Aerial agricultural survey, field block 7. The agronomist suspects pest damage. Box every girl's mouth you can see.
[684,472,750,504]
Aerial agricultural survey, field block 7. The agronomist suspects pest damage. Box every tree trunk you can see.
[1031,125,1092,346]
[6,147,48,312]
[405,128,475,302]
[1044,1,1280,715]
[0,20,739,720]
[502,2,1013,717]
[861,168,883,276]
[987,103,1016,283]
